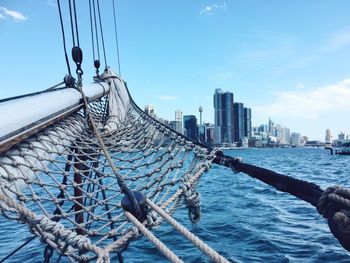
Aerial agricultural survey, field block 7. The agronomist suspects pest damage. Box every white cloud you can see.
[46,0,57,7]
[158,95,179,101]
[0,13,5,20]
[254,78,350,120]
[0,7,27,22]
[200,3,227,15]
[296,82,305,89]
[322,30,350,51]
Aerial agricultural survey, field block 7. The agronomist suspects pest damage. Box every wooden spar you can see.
[73,148,88,235]
[0,82,110,155]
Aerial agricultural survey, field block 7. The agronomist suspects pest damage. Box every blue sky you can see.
[1,1,350,140]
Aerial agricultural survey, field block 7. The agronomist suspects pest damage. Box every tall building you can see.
[285,128,291,145]
[169,121,177,131]
[223,92,234,143]
[268,118,274,135]
[325,129,331,142]
[144,105,155,118]
[338,132,345,140]
[174,110,183,134]
[234,102,244,142]
[244,107,252,139]
[198,106,203,125]
[258,124,268,133]
[183,115,198,141]
[213,89,234,145]
[291,132,301,146]
[214,89,224,145]
[198,125,205,143]
[204,123,215,145]
[275,125,290,145]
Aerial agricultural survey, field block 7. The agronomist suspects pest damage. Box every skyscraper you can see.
[275,125,290,145]
[244,107,252,139]
[183,115,198,141]
[268,118,274,135]
[223,92,234,143]
[204,123,215,145]
[325,129,331,142]
[291,132,302,146]
[144,105,155,118]
[234,102,244,142]
[213,89,234,145]
[175,110,183,134]
[214,89,224,145]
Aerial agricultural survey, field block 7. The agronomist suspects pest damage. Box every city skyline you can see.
[147,100,350,145]
[1,2,350,140]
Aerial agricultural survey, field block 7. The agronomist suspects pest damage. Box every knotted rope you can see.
[317,186,350,251]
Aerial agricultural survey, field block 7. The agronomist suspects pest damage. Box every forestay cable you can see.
[112,0,122,76]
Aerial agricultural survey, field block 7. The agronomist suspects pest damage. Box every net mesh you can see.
[0,74,216,261]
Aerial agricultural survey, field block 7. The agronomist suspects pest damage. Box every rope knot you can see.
[317,186,350,252]
[181,181,201,224]
[317,186,350,218]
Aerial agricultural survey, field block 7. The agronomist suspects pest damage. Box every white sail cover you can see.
[102,68,130,133]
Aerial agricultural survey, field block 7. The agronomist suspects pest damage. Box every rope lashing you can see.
[317,186,350,252]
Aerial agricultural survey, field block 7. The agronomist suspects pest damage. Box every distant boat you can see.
[334,142,350,155]
[335,149,350,155]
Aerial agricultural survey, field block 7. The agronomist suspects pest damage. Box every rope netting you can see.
[0,70,217,262]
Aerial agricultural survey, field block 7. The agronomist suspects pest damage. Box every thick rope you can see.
[146,199,230,263]
[214,152,323,206]
[124,211,183,263]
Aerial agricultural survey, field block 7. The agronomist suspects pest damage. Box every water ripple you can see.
[1,148,350,262]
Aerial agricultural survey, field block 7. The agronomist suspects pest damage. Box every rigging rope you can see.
[56,0,71,75]
[68,0,76,47]
[92,0,101,64]
[88,0,96,63]
[72,0,80,47]
[96,0,108,68]
[112,0,122,76]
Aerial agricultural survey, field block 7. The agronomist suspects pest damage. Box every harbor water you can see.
[1,147,350,262]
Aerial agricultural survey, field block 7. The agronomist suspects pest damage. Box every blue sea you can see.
[1,148,350,262]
